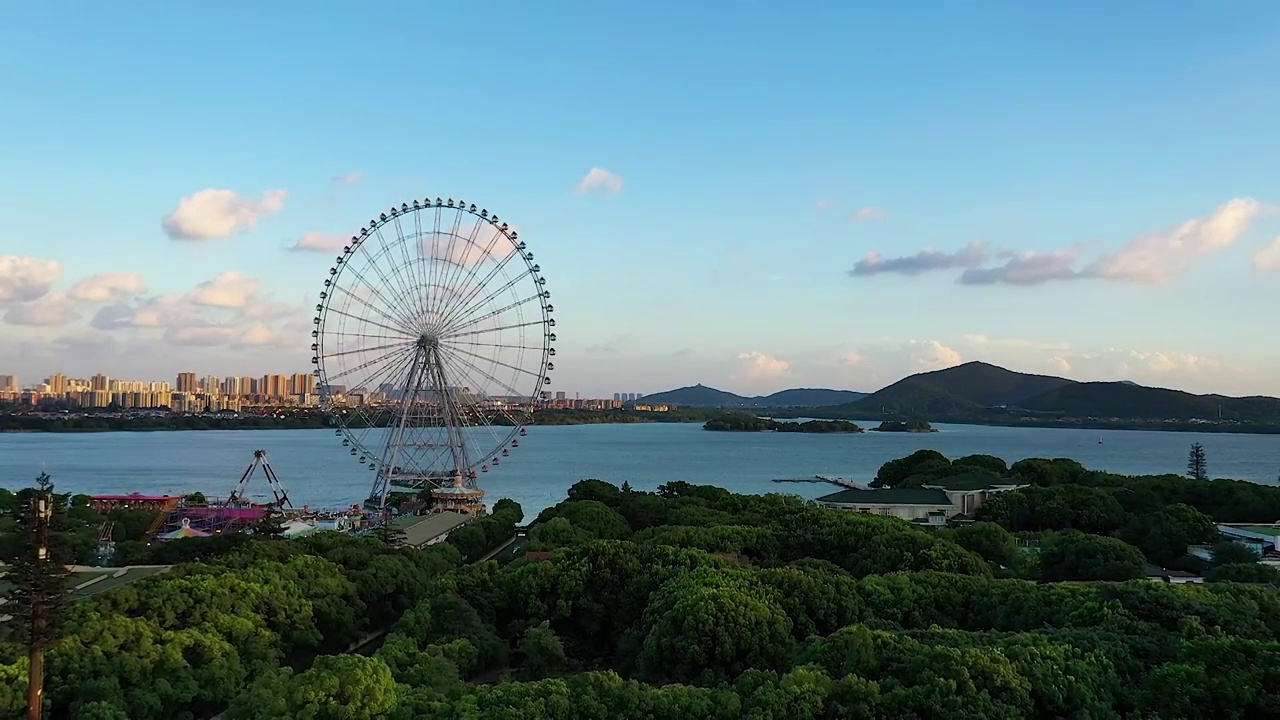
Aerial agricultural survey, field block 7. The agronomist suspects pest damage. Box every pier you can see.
[772,474,862,489]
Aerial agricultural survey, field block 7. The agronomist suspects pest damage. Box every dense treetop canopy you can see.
[3,449,1279,718]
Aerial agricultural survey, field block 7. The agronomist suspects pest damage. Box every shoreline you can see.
[4,414,1280,435]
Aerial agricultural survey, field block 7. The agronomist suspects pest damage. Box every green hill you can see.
[1019,381,1280,422]
[824,361,1280,425]
[849,361,1072,416]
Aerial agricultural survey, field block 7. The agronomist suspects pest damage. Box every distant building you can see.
[817,475,1027,525]
[1144,564,1204,584]
[1216,525,1280,556]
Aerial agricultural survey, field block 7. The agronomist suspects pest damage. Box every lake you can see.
[2,423,1278,517]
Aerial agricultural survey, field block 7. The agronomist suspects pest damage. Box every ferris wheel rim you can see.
[311,197,553,485]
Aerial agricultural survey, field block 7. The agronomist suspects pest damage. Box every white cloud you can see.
[814,198,834,209]
[235,324,282,347]
[850,241,988,277]
[959,247,1082,286]
[573,167,624,196]
[1252,236,1280,271]
[237,300,305,322]
[1083,197,1262,282]
[856,198,1265,286]
[186,271,261,308]
[66,272,148,302]
[1071,348,1224,381]
[853,207,888,221]
[959,333,1070,352]
[737,351,790,378]
[905,340,963,370]
[291,232,350,253]
[1045,356,1072,374]
[332,170,363,186]
[0,256,60,303]
[90,295,201,330]
[2,293,79,326]
[161,188,288,240]
[163,325,241,347]
[837,350,865,365]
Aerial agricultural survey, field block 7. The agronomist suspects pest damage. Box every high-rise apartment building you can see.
[46,373,67,394]
[222,376,246,396]
[200,375,221,394]
[0,375,16,392]
[260,374,289,399]
[176,372,197,393]
[289,373,315,397]
[90,374,110,391]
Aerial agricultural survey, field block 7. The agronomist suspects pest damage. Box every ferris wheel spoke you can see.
[443,293,546,337]
[436,216,485,310]
[334,262,420,333]
[426,209,466,331]
[422,208,448,342]
[435,353,525,444]
[449,338,547,353]
[353,236,425,330]
[435,220,508,322]
[320,339,415,362]
[443,342,545,382]
[323,342,416,387]
[376,221,429,325]
[438,344,530,400]
[444,318,549,340]
[435,246,527,329]
[408,211,435,331]
[324,306,416,340]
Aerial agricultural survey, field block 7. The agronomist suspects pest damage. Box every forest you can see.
[1,450,1279,718]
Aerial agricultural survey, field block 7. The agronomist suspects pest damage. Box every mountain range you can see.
[637,384,867,408]
[641,362,1280,424]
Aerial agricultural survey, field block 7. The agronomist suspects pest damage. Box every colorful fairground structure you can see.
[92,450,369,544]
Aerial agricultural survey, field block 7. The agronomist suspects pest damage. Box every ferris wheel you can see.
[312,197,555,510]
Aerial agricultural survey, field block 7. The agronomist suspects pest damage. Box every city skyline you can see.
[3,3,1280,397]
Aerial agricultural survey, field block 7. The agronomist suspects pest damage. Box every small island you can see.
[871,419,937,433]
[703,414,863,433]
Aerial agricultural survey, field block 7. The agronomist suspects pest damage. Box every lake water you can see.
[2,423,1278,517]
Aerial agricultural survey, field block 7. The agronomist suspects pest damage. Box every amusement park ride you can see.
[140,197,552,542]
[312,197,553,518]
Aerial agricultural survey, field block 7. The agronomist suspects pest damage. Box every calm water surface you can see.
[2,423,1278,517]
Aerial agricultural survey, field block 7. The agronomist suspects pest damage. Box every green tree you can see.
[1209,540,1259,566]
[1038,530,1146,581]
[1187,442,1208,481]
[285,655,397,719]
[951,522,1018,567]
[1121,503,1218,566]
[519,620,567,678]
[872,450,950,487]
[1205,563,1280,586]
[638,572,794,685]
[0,474,72,719]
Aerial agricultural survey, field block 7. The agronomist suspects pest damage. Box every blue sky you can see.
[1,1,1279,397]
